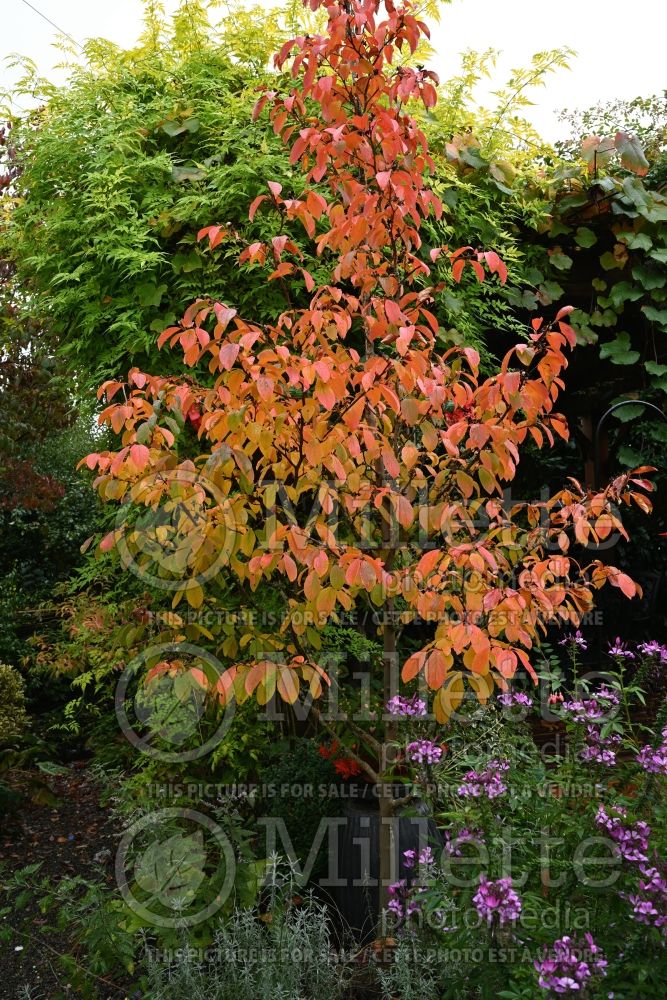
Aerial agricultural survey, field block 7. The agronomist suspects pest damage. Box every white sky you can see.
[1,0,665,141]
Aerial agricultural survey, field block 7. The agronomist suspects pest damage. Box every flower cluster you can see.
[497,691,533,709]
[608,637,635,659]
[318,740,362,779]
[443,827,485,857]
[387,879,422,920]
[561,686,620,724]
[558,630,587,650]
[473,874,522,926]
[637,640,667,662]
[637,724,667,776]
[387,847,435,921]
[403,845,434,869]
[579,724,621,767]
[596,804,651,863]
[625,864,667,935]
[386,693,427,717]
[458,759,510,800]
[534,934,607,995]
[406,739,443,765]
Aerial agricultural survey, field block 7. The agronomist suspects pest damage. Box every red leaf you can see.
[129,444,150,470]
[482,250,507,285]
[219,343,240,370]
[248,195,267,221]
[100,531,116,553]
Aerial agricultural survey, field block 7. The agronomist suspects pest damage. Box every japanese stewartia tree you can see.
[84,0,653,907]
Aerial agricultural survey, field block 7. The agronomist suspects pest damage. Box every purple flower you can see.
[387,878,408,919]
[458,758,510,800]
[406,739,443,765]
[637,743,667,776]
[535,934,607,994]
[473,874,522,926]
[578,725,620,767]
[596,685,621,705]
[388,853,434,922]
[580,745,617,766]
[596,805,651,864]
[623,864,667,934]
[608,637,635,660]
[497,691,533,709]
[561,687,619,726]
[402,845,435,870]
[386,693,427,717]
[559,630,587,651]
[419,846,434,866]
[638,640,662,656]
[636,723,667,776]
[443,827,485,857]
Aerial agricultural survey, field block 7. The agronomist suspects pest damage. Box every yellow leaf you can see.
[469,673,494,705]
[402,443,419,469]
[433,672,464,723]
[277,668,300,704]
[185,582,204,608]
[456,471,475,499]
[400,397,419,425]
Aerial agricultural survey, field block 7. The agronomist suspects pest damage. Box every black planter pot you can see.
[323,782,442,942]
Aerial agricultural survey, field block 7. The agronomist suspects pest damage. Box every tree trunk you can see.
[378,603,398,923]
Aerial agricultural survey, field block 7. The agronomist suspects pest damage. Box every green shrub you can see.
[0,662,29,745]
[261,739,342,880]
[143,874,349,1000]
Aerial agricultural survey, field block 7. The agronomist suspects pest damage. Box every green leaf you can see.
[645,203,667,223]
[600,251,622,271]
[645,362,667,376]
[590,307,618,328]
[172,252,203,274]
[171,165,206,182]
[36,760,69,776]
[134,831,206,907]
[599,332,640,365]
[549,251,573,271]
[613,403,646,423]
[624,232,653,251]
[632,265,665,290]
[575,226,596,248]
[621,176,650,208]
[161,121,188,137]
[609,281,643,308]
[136,282,168,307]
[161,118,201,137]
[642,305,667,325]
[558,192,590,211]
[617,445,644,466]
[538,280,564,303]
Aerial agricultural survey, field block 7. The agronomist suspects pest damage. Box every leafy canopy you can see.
[84,0,651,725]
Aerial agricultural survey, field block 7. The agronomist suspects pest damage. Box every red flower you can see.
[187,405,202,432]
[319,739,340,760]
[334,757,362,779]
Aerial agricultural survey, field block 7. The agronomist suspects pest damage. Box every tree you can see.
[0,1,306,380]
[1,0,580,384]
[84,0,652,916]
